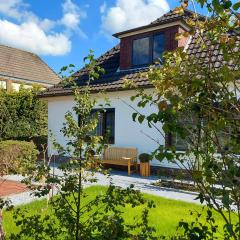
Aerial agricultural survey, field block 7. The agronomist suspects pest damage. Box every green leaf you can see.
[60,66,68,72]
[222,192,230,209]
[223,1,232,9]
[130,96,136,101]
[138,115,145,124]
[132,113,138,122]
[233,2,240,10]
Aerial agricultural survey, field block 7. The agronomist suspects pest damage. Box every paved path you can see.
[2,169,200,206]
[86,171,199,204]
[0,179,28,196]
[1,175,46,205]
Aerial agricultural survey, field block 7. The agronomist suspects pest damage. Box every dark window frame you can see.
[165,119,240,153]
[132,36,151,67]
[88,108,115,144]
[165,114,198,151]
[131,32,165,68]
[165,132,188,151]
[152,33,165,63]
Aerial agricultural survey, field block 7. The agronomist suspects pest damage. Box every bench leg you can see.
[128,162,131,176]
[135,162,138,174]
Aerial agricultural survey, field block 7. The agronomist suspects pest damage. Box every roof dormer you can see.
[114,9,196,71]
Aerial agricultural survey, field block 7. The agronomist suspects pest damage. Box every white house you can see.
[39,9,222,170]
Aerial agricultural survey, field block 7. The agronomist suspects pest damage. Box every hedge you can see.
[0,87,47,141]
[0,140,38,176]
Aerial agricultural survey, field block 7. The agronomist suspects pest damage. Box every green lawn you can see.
[3,186,233,237]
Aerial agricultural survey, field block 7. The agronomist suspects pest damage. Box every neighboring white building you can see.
[39,9,220,169]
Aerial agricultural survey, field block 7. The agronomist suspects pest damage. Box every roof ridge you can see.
[0,44,37,57]
[113,8,205,38]
[0,44,61,84]
[150,8,203,25]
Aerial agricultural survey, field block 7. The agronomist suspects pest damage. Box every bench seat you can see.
[101,147,138,175]
[102,159,135,166]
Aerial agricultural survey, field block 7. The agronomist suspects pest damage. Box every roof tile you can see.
[39,10,239,98]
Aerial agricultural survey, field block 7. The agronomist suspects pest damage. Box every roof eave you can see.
[113,20,190,39]
[38,84,154,99]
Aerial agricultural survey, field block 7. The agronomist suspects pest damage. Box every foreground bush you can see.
[0,140,38,175]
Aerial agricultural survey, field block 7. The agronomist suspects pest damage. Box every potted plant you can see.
[139,153,152,177]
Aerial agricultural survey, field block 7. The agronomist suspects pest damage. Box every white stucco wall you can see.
[47,89,179,168]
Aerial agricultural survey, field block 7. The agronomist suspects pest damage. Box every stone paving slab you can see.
[0,179,28,197]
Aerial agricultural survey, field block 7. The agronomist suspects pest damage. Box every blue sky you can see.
[0,0,208,73]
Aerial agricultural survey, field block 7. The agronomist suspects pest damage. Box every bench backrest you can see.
[104,147,137,161]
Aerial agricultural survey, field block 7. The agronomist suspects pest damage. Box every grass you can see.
[3,185,234,237]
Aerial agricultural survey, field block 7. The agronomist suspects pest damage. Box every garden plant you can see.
[131,0,240,239]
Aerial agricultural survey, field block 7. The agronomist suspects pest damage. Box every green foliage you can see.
[132,1,240,239]
[0,140,38,176]
[9,186,156,240]
[0,86,47,141]
[139,153,152,163]
[9,52,156,240]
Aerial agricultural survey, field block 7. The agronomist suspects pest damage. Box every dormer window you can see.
[132,33,165,67]
[153,33,165,62]
[132,37,150,66]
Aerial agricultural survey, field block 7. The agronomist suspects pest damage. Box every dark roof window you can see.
[132,37,150,66]
[132,34,165,67]
[153,33,165,62]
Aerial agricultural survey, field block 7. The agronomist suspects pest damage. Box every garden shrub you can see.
[139,153,152,163]
[0,140,38,176]
[0,87,47,141]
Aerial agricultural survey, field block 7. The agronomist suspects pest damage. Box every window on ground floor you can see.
[165,116,240,153]
[79,108,115,144]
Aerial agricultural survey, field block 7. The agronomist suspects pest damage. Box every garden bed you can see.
[153,179,222,196]
[153,179,198,193]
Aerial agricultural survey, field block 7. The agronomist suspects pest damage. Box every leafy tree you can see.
[131,1,240,239]
[7,53,156,240]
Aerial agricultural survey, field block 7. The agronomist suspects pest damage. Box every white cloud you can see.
[101,0,170,35]
[100,2,107,14]
[0,0,27,19]
[60,0,87,38]
[0,20,71,55]
[0,0,86,56]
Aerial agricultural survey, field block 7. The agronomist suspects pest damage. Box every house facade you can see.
[40,9,220,169]
[0,44,60,92]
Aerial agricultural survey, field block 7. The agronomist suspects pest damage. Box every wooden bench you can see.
[101,147,138,176]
